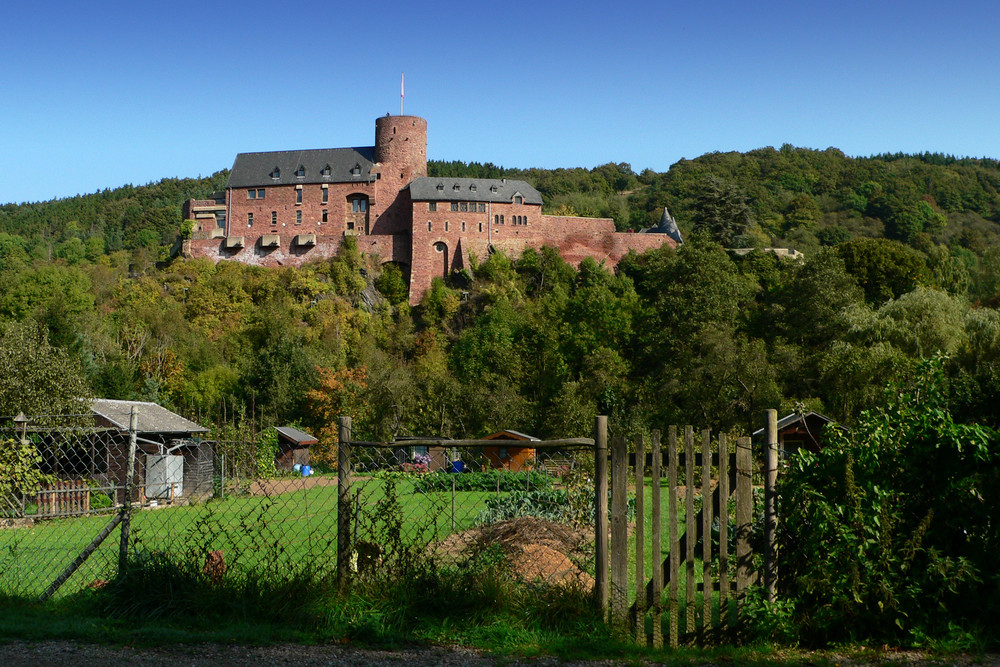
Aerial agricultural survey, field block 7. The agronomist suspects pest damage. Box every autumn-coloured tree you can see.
[305,366,368,468]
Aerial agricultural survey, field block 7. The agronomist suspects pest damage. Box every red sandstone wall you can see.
[405,209,677,304]
[225,182,379,247]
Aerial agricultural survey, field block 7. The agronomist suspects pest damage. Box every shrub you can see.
[779,357,1000,646]
[413,469,553,493]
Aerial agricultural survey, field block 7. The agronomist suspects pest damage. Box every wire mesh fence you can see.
[342,432,597,589]
[0,413,599,599]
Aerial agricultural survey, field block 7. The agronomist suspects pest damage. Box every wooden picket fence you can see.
[595,415,779,647]
[35,480,91,517]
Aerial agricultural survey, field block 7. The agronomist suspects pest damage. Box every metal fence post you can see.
[118,406,138,578]
[337,415,352,586]
[594,415,608,616]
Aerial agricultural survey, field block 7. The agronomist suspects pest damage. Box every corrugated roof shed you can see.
[90,399,208,434]
[274,426,318,446]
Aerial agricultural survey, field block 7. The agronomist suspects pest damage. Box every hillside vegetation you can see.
[0,149,999,445]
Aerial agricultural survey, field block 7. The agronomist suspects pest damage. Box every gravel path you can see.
[2,640,997,666]
[0,640,635,666]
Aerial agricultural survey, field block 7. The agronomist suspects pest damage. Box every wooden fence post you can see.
[633,433,645,643]
[610,434,628,627]
[735,435,753,635]
[337,415,353,587]
[667,425,679,647]
[650,430,663,648]
[701,429,712,642]
[594,416,609,616]
[764,409,778,602]
[684,426,695,636]
[718,433,730,636]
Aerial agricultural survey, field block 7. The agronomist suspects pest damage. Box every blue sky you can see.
[2,0,999,204]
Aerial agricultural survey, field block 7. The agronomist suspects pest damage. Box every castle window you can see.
[514,195,523,205]
[321,164,331,176]
[351,164,362,176]
[248,188,265,199]
[460,202,468,212]
[450,202,458,212]
[444,221,449,232]
[436,184,444,191]
[322,209,328,223]
[296,189,303,204]
[500,215,504,224]
[428,221,432,231]
[296,210,302,225]
[295,165,306,178]
[270,167,280,180]
[271,211,277,225]
[347,221,355,230]
[478,203,486,212]
[478,222,483,232]
[429,202,437,211]
[461,221,466,232]
[434,242,446,253]
[490,185,498,193]
[247,212,253,226]
[494,215,499,225]
[470,184,477,192]
[351,197,368,213]
[321,188,328,204]
[453,184,460,191]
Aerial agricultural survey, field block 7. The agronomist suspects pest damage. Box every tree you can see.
[689,175,756,247]
[0,319,91,418]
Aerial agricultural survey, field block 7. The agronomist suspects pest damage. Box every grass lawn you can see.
[0,474,509,599]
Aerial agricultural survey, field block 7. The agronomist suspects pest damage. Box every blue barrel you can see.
[302,465,312,476]
[449,460,464,473]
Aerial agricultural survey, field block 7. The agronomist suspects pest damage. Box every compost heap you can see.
[431,517,594,588]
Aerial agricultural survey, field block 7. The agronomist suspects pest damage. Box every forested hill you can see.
[0,171,228,259]
[433,148,1000,255]
[3,148,1000,262]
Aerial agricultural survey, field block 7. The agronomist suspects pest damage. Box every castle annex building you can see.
[182,115,681,304]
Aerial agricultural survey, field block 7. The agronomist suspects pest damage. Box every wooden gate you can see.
[595,415,778,647]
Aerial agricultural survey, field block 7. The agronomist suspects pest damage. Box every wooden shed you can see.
[273,426,318,471]
[90,399,212,502]
[482,430,538,471]
[751,411,845,457]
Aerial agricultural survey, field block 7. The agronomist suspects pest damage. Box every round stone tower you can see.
[374,115,427,186]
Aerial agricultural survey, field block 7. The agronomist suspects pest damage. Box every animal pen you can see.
[1,409,780,647]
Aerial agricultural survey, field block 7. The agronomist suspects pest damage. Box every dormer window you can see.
[490,185,498,193]
[270,167,280,180]
[294,165,306,178]
[514,194,523,205]
[321,164,331,176]
[351,164,362,176]
[470,184,477,192]
[436,184,444,191]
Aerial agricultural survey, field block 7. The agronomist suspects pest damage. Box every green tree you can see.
[0,320,91,417]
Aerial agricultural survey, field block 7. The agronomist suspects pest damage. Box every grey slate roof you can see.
[90,399,208,434]
[274,426,318,446]
[408,177,543,205]
[641,207,684,243]
[226,147,376,188]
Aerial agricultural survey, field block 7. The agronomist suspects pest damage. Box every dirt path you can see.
[0,640,633,666]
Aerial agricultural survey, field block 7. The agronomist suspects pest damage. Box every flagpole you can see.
[400,73,404,115]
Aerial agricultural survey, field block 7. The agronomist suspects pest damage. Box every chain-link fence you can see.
[0,413,345,599]
[0,413,599,599]
[342,428,597,589]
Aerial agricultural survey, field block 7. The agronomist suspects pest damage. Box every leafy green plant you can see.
[779,356,1000,646]
[413,469,553,493]
[0,437,46,517]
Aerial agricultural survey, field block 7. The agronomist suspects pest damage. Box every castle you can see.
[181,114,681,304]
